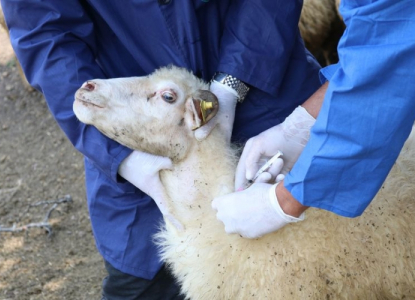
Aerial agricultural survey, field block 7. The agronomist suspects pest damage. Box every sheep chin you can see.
[73,99,95,125]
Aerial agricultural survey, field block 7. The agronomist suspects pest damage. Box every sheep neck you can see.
[160,130,236,226]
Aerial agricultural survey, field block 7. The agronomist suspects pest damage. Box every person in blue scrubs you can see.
[1,0,321,299]
[212,0,415,239]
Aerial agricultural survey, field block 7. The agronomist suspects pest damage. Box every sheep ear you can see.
[189,90,219,131]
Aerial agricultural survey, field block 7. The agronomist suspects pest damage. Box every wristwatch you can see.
[212,72,250,103]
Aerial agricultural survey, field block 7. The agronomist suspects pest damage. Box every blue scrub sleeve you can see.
[285,0,415,217]
[217,0,304,96]
[319,63,340,83]
[1,0,132,182]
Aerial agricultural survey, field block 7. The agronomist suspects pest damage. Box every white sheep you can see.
[73,66,415,300]
[299,0,344,66]
[0,5,6,32]
[0,4,34,91]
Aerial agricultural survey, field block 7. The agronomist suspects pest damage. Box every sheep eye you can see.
[162,91,176,103]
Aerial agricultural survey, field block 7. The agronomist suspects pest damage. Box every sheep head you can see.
[73,66,219,162]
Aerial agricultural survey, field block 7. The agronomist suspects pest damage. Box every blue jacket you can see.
[286,0,415,217]
[1,0,321,279]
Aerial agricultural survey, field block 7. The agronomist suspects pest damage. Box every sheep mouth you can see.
[75,97,105,109]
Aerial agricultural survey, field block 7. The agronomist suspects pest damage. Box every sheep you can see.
[73,66,415,300]
[299,0,344,66]
[0,5,6,31]
[0,4,34,91]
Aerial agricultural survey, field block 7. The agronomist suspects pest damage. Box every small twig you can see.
[30,194,72,208]
[0,195,73,236]
[44,203,59,222]
[0,179,22,195]
[0,186,20,194]
[0,179,22,203]
[0,222,53,234]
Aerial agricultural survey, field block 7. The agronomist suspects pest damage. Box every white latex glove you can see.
[238,156,285,191]
[235,106,315,190]
[118,150,183,230]
[212,182,304,239]
[194,81,238,142]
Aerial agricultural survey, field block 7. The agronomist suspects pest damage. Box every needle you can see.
[244,151,283,189]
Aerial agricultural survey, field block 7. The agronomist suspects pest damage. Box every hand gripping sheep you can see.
[73,66,415,300]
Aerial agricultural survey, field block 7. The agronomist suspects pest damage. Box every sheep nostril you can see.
[82,81,96,92]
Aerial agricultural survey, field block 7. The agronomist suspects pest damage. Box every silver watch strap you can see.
[212,72,250,103]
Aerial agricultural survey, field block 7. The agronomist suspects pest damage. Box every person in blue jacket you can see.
[1,0,321,299]
[212,0,415,239]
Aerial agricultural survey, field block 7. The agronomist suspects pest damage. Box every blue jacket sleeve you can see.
[285,0,415,217]
[1,0,132,182]
[217,0,304,95]
[319,63,340,83]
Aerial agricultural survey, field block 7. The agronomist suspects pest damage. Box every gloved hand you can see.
[118,150,183,230]
[194,81,238,142]
[212,181,305,239]
[235,106,315,190]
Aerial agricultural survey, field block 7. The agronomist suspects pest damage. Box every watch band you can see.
[212,72,250,103]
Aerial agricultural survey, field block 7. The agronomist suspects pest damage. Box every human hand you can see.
[118,150,183,230]
[194,81,238,142]
[212,181,304,239]
[240,153,285,191]
[235,106,315,190]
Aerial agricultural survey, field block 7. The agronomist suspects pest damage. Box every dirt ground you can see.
[0,26,105,300]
